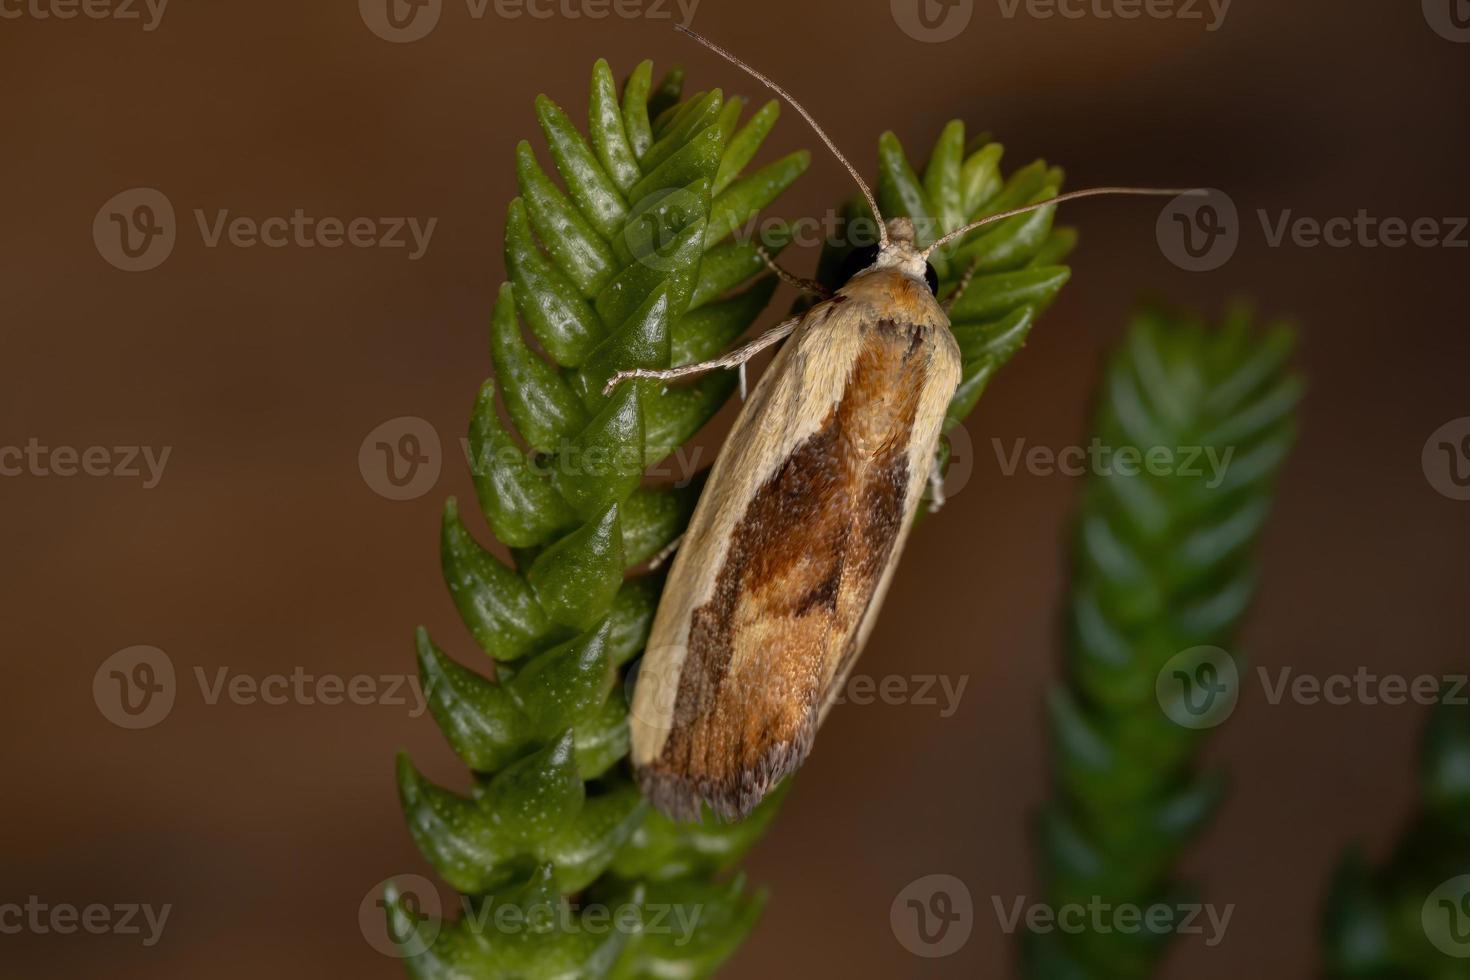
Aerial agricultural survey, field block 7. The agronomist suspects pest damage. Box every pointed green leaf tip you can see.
[440,496,552,660]
[505,197,604,367]
[551,383,646,520]
[480,731,585,847]
[464,383,576,548]
[505,620,616,738]
[490,282,589,454]
[389,867,640,977]
[416,626,534,771]
[527,503,624,630]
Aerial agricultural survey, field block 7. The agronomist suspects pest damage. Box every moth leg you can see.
[755,243,832,300]
[926,456,947,512]
[603,315,800,395]
[942,257,982,314]
[645,533,684,571]
[738,361,748,401]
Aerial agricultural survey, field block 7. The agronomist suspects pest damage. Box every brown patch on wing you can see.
[640,318,932,821]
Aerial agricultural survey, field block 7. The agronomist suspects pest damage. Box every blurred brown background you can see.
[2,0,1468,976]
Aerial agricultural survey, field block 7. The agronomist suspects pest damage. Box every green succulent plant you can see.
[384,58,804,978]
[1325,692,1470,977]
[385,57,1078,979]
[1024,306,1302,978]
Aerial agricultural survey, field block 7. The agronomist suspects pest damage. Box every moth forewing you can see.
[629,267,962,821]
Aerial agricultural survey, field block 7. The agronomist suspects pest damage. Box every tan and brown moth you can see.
[611,27,1195,822]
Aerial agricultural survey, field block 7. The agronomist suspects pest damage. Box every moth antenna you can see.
[920,186,1207,259]
[674,25,889,248]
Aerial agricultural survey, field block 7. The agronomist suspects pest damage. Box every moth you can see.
[611,26,1194,821]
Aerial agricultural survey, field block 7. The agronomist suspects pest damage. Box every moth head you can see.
[836,218,940,295]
